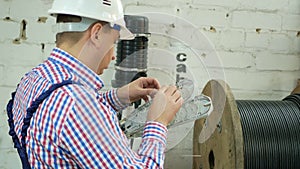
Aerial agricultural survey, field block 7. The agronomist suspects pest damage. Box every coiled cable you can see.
[237,94,300,169]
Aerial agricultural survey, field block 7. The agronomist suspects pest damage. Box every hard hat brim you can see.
[120,26,135,40]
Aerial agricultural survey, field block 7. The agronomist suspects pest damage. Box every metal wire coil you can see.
[236,94,300,169]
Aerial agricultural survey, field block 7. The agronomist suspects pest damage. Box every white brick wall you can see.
[218,51,254,69]
[283,14,300,30]
[287,0,300,14]
[269,33,293,52]
[225,70,299,91]
[0,1,11,18]
[181,8,229,28]
[0,20,19,42]
[256,52,300,71]
[239,0,289,11]
[220,29,245,49]
[0,0,299,169]
[232,11,282,30]
[191,0,240,8]
[245,32,271,49]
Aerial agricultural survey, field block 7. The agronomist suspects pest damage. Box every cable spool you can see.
[193,80,300,169]
[291,79,300,94]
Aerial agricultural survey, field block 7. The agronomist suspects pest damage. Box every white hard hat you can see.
[48,0,135,40]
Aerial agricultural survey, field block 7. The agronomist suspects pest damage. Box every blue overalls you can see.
[6,80,79,169]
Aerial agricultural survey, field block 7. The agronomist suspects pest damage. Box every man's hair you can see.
[55,14,108,46]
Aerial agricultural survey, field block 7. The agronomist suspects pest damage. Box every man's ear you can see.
[90,23,103,45]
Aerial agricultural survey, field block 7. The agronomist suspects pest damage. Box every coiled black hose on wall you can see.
[237,94,300,169]
[114,36,148,87]
[112,15,149,89]
[112,15,150,111]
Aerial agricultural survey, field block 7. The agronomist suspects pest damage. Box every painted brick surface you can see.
[220,29,245,49]
[0,65,3,84]
[232,11,281,30]
[180,8,229,27]
[245,32,271,49]
[287,0,300,14]
[239,0,288,11]
[0,1,11,18]
[191,0,240,8]
[282,14,300,31]
[218,51,254,69]
[255,52,300,71]
[9,0,49,20]
[0,20,19,42]
[123,0,191,7]
[2,66,32,87]
[292,34,300,53]
[0,43,44,66]
[224,70,299,91]
[124,5,176,16]
[269,33,293,53]
[26,20,56,43]
[0,86,15,112]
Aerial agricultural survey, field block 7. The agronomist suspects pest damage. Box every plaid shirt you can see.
[12,48,167,168]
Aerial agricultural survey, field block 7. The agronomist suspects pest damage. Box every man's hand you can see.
[147,86,183,126]
[117,77,160,104]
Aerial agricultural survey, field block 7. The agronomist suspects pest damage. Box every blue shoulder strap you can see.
[7,80,80,169]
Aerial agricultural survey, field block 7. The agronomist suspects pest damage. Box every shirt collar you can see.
[49,47,104,91]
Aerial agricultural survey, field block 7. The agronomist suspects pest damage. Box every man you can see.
[7,0,183,168]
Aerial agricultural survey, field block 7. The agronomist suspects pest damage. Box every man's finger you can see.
[142,96,149,102]
[164,86,177,95]
[143,78,161,89]
[149,89,158,98]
